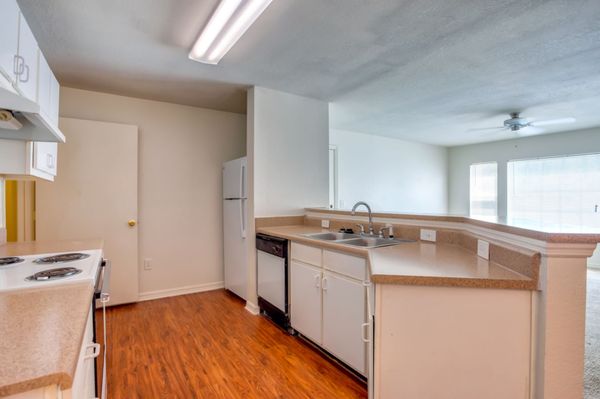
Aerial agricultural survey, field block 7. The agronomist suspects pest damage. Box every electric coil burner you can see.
[26,267,83,281]
[34,253,90,264]
[0,257,25,266]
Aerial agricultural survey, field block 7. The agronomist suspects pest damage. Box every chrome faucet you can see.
[352,201,374,235]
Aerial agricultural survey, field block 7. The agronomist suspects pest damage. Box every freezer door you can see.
[223,157,247,199]
[223,199,247,299]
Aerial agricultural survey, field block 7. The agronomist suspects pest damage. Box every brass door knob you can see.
[128,219,137,227]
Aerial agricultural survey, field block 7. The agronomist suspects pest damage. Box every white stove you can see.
[0,249,103,292]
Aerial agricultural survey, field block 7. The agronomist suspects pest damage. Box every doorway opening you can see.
[329,145,338,209]
[4,179,36,242]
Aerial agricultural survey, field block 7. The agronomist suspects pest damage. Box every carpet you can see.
[586,269,600,399]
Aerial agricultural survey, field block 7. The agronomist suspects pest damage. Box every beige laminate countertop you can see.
[257,225,534,290]
[0,283,94,397]
[0,239,104,397]
[0,239,104,257]
[368,241,534,289]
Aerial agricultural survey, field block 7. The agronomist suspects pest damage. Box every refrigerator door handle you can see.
[241,164,246,198]
[240,199,247,239]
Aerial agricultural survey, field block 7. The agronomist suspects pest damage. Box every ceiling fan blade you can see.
[529,117,576,127]
[518,126,546,136]
[467,126,505,132]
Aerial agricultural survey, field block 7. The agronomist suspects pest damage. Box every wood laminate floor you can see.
[99,289,367,398]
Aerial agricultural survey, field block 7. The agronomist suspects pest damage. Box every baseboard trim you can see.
[245,301,260,315]
[138,281,225,302]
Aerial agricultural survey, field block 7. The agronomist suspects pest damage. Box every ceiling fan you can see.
[471,112,576,136]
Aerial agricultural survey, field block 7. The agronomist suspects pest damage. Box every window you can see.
[507,153,600,230]
[470,162,498,219]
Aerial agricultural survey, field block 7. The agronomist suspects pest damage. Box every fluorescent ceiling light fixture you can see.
[189,0,273,65]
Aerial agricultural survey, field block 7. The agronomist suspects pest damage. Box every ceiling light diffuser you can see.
[189,0,273,65]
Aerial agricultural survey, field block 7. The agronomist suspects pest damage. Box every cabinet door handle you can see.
[314,274,320,288]
[361,322,370,343]
[13,55,24,75]
[322,276,328,291]
[46,154,54,169]
[84,342,101,359]
[19,64,29,83]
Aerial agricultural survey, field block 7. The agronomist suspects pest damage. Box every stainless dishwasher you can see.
[256,233,290,331]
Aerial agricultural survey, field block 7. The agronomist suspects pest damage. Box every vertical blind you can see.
[470,162,498,218]
[507,153,600,230]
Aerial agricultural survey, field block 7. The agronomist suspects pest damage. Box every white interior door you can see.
[36,117,139,305]
[322,271,366,374]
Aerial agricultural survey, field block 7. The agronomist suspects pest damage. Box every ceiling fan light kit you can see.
[473,112,576,136]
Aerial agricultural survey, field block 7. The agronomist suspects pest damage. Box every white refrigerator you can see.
[223,157,248,300]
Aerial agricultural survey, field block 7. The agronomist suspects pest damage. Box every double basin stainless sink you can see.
[303,232,413,248]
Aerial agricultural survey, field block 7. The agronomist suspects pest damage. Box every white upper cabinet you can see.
[0,0,20,85]
[16,12,39,102]
[0,0,64,144]
[38,53,59,127]
[49,71,59,127]
[31,141,57,178]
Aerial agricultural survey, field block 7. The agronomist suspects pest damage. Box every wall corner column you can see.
[533,244,596,399]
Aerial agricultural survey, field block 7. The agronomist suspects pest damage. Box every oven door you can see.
[94,259,111,399]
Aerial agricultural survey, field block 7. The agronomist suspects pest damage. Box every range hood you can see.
[0,82,65,143]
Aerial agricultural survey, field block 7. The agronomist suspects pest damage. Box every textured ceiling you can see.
[17,0,600,146]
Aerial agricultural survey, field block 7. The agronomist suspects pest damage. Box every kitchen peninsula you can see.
[255,208,600,399]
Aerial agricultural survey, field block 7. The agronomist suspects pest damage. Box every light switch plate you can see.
[143,258,153,270]
[321,219,330,228]
[420,229,436,242]
[477,240,490,260]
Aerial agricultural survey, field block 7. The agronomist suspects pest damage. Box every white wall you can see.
[251,87,329,217]
[330,129,448,213]
[244,86,329,311]
[59,87,246,296]
[448,128,600,217]
[0,177,5,245]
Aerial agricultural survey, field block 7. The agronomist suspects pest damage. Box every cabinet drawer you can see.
[323,250,366,280]
[291,242,321,267]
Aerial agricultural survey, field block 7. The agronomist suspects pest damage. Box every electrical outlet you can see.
[477,240,490,260]
[143,258,153,270]
[321,219,330,228]
[420,229,436,242]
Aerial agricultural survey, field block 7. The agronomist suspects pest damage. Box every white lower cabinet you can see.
[290,242,368,376]
[291,260,322,344]
[63,304,97,399]
[322,271,366,374]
